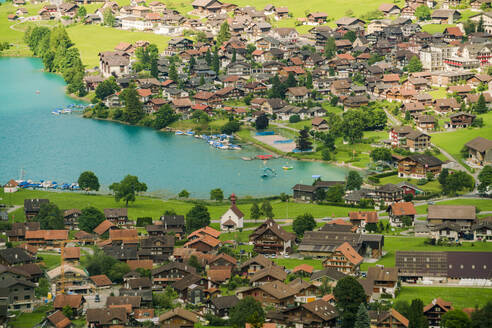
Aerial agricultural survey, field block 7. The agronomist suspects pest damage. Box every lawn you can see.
[414,198,492,215]
[377,175,442,193]
[428,87,447,100]
[1,189,369,225]
[430,112,492,168]
[360,236,492,271]
[39,253,61,269]
[9,305,53,328]
[169,118,229,133]
[396,286,492,309]
[274,258,324,270]
[65,24,172,68]
[421,24,455,34]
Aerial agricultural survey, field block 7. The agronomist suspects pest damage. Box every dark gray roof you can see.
[152,262,197,276]
[211,295,239,309]
[0,248,33,265]
[24,199,49,212]
[310,268,346,281]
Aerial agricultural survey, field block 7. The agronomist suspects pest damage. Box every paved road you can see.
[270,122,300,132]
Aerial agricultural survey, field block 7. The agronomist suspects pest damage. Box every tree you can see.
[346,171,363,191]
[406,56,423,73]
[324,37,336,58]
[212,49,220,75]
[477,16,484,33]
[333,276,367,328]
[62,305,73,319]
[354,303,370,328]
[178,189,190,198]
[342,110,364,143]
[269,74,286,99]
[478,165,492,194]
[217,22,231,45]
[286,71,297,88]
[322,148,331,161]
[289,114,301,123]
[221,120,241,134]
[78,171,100,191]
[442,171,474,196]
[370,148,392,163]
[326,184,345,202]
[415,5,431,20]
[296,127,312,151]
[168,62,178,82]
[229,296,265,328]
[188,255,203,272]
[153,286,178,309]
[261,200,274,219]
[401,215,413,227]
[103,8,115,26]
[293,213,316,236]
[438,168,449,186]
[403,193,414,202]
[109,175,147,207]
[35,277,50,297]
[470,301,492,328]
[76,6,87,19]
[185,204,211,232]
[250,203,261,221]
[34,203,64,229]
[120,86,144,124]
[474,93,488,114]
[344,30,357,42]
[407,299,428,328]
[108,262,131,283]
[306,71,313,89]
[441,310,470,328]
[231,48,236,62]
[78,206,105,233]
[255,114,269,130]
[210,188,224,201]
[153,104,179,130]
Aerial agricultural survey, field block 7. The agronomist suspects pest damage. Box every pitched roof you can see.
[127,260,153,271]
[159,307,199,323]
[208,268,231,282]
[335,242,363,265]
[249,218,295,242]
[106,295,141,308]
[86,307,128,325]
[90,275,112,287]
[94,220,115,235]
[310,267,346,281]
[188,226,221,239]
[211,295,239,309]
[104,208,128,218]
[293,264,314,274]
[0,248,32,265]
[423,298,453,312]
[184,234,220,248]
[367,266,398,282]
[63,247,80,260]
[239,254,273,270]
[388,202,416,216]
[47,311,71,328]
[428,205,476,221]
[250,264,287,282]
[54,294,84,309]
[301,299,338,321]
[349,211,378,223]
[465,137,492,152]
[255,281,296,299]
[109,229,139,242]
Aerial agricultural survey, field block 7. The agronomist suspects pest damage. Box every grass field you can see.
[377,175,442,193]
[360,236,492,271]
[1,189,370,224]
[38,253,62,269]
[414,198,492,215]
[421,24,455,34]
[9,305,53,328]
[396,286,492,309]
[430,112,492,167]
[274,258,324,270]
[65,24,172,68]
[428,87,447,100]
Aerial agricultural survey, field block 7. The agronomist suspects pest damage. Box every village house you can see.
[311,117,328,131]
[151,262,197,290]
[389,126,431,152]
[6,222,40,242]
[239,254,274,277]
[99,51,130,78]
[3,179,18,193]
[427,205,476,232]
[24,199,49,220]
[159,307,200,328]
[104,208,130,227]
[370,309,409,328]
[424,298,453,328]
[387,202,416,227]
[45,311,71,328]
[348,211,378,231]
[322,242,363,275]
[0,277,35,312]
[249,219,295,255]
[208,295,239,318]
[240,281,296,308]
[63,209,81,230]
[444,112,475,130]
[140,235,175,263]
[397,154,442,179]
[0,248,33,266]
[472,218,492,242]
[464,137,492,167]
[86,307,128,328]
[416,115,436,131]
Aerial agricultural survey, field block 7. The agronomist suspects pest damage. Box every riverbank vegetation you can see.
[24,25,86,96]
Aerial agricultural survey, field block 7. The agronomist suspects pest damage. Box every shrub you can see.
[289,114,301,123]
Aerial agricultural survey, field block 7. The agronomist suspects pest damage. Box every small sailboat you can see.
[175,130,184,135]
[185,130,195,136]
[282,165,293,170]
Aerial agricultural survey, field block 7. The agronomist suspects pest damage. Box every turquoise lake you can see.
[0,57,349,197]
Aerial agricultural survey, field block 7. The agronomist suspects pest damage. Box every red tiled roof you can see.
[336,242,363,265]
[137,89,152,97]
[90,274,112,287]
[127,259,153,270]
[293,264,314,274]
[63,247,80,260]
[188,226,221,239]
[94,220,114,235]
[389,202,416,216]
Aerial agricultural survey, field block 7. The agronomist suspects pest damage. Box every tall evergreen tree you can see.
[324,37,336,58]
[212,49,220,75]
[217,22,231,45]
[168,62,178,82]
[408,299,428,328]
[286,71,297,87]
[475,93,488,114]
[296,127,312,151]
[354,303,370,328]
